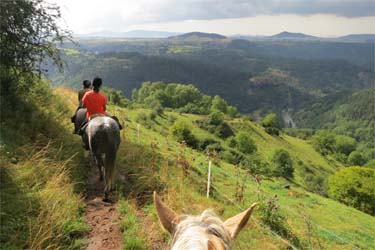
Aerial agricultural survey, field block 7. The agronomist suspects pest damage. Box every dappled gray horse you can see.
[85,115,121,199]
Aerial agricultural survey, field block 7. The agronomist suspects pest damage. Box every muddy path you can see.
[84,160,123,250]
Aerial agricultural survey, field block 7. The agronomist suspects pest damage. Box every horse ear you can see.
[223,203,258,239]
[153,191,180,235]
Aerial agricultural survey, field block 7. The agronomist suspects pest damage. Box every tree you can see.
[235,131,257,154]
[271,149,294,178]
[1,0,70,88]
[208,111,224,126]
[227,106,238,118]
[334,135,357,156]
[262,113,281,135]
[348,151,366,166]
[311,130,336,155]
[328,167,375,215]
[262,113,281,129]
[211,95,228,113]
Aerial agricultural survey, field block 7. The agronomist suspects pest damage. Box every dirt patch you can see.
[85,161,122,250]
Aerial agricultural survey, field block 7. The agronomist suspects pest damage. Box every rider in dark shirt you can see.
[71,80,92,129]
[78,80,92,107]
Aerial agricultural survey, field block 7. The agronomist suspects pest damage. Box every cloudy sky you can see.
[49,0,375,36]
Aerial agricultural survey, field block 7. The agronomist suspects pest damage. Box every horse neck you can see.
[171,211,230,250]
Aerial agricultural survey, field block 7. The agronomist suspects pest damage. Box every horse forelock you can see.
[171,210,231,250]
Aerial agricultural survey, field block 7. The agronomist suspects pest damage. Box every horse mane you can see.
[171,209,231,250]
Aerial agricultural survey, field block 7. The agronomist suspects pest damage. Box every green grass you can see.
[119,200,147,250]
[1,84,90,250]
[104,102,375,250]
[7,86,371,250]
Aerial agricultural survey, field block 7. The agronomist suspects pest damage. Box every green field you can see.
[1,85,374,249]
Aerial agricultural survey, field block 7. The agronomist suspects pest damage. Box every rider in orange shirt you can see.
[82,77,106,119]
[78,77,122,139]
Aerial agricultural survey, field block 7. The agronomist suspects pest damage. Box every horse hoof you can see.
[103,193,113,203]
[102,197,112,203]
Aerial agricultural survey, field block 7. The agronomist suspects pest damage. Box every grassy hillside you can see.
[2,83,374,249]
[57,88,374,249]
[0,82,89,250]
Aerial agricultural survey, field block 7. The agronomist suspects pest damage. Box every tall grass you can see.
[0,80,89,249]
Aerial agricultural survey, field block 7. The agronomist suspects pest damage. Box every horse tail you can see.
[103,124,119,193]
[104,149,116,193]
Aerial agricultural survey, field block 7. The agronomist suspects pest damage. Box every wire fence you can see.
[209,163,368,247]
[185,157,363,250]
[124,120,366,250]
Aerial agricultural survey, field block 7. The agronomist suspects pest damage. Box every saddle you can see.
[78,114,122,136]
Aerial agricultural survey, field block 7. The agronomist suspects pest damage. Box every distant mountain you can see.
[74,30,181,38]
[269,31,318,39]
[338,34,375,41]
[169,32,227,40]
[229,34,266,39]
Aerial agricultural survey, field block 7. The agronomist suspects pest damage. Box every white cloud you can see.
[129,14,375,37]
[47,0,375,35]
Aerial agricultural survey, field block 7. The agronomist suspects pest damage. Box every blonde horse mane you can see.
[153,192,258,250]
[171,210,231,250]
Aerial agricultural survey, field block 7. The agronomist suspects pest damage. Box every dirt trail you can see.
[84,162,122,250]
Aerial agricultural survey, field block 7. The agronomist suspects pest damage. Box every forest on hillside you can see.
[1,0,375,250]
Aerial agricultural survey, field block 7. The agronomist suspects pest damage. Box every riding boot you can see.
[81,133,90,150]
[111,116,123,130]
[78,119,88,135]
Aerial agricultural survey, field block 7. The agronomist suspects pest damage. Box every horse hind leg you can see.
[92,152,104,181]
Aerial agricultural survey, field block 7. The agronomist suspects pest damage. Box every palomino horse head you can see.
[153,192,258,250]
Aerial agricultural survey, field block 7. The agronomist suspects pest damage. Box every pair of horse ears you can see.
[153,191,258,240]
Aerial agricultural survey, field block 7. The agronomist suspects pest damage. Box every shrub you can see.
[332,152,348,164]
[198,137,220,151]
[262,113,281,129]
[171,120,197,148]
[271,149,294,178]
[328,166,375,215]
[265,127,280,136]
[300,164,327,196]
[311,130,336,155]
[235,131,257,154]
[205,143,223,153]
[220,149,243,165]
[348,151,366,166]
[262,113,281,135]
[215,122,234,139]
[244,154,274,176]
[258,196,302,248]
[334,135,357,155]
[208,111,224,126]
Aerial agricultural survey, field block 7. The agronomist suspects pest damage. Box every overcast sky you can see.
[49,0,375,36]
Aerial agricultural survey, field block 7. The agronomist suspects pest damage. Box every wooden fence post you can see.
[207,160,212,198]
